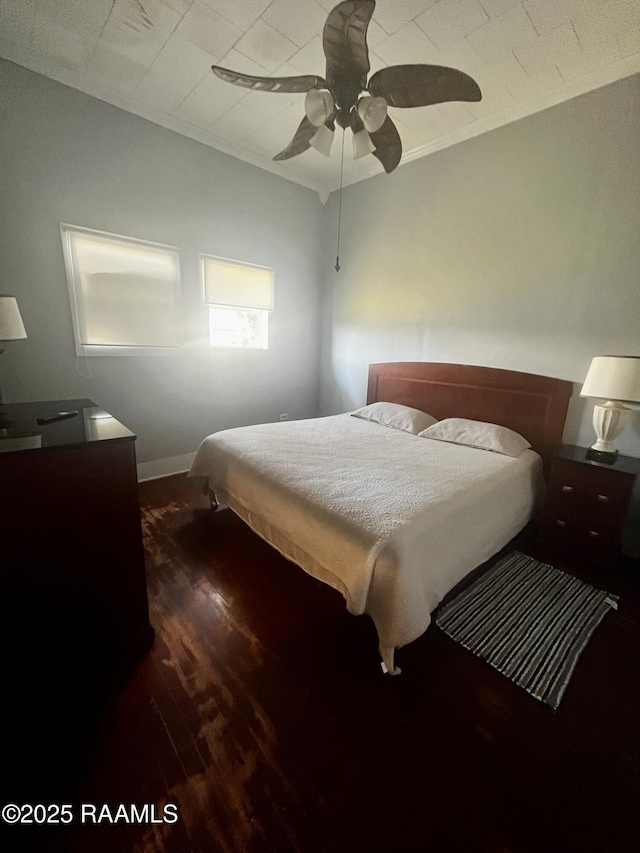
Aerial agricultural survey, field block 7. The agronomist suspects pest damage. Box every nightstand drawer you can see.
[540,514,619,555]
[547,459,633,515]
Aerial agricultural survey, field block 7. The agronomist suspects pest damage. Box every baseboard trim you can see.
[137,452,195,483]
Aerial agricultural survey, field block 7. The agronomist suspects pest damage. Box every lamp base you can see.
[586,446,618,465]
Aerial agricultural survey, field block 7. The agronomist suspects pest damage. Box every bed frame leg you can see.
[379,645,401,676]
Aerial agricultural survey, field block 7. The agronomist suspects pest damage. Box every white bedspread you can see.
[188,414,543,659]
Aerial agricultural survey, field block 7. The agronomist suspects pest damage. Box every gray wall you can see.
[319,74,640,459]
[0,59,324,463]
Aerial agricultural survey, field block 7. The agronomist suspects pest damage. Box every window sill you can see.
[77,344,182,357]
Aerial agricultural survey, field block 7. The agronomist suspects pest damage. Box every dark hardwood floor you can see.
[3,474,639,853]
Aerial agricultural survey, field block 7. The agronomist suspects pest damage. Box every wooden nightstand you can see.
[539,445,640,565]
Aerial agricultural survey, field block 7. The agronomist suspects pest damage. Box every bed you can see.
[188,363,573,674]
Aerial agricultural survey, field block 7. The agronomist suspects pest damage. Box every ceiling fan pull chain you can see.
[335,129,345,273]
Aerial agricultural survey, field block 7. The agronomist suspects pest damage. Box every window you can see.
[201,255,274,350]
[61,224,181,357]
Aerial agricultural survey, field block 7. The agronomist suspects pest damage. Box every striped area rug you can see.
[435,551,619,709]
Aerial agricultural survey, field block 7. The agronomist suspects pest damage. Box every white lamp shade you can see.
[580,356,640,403]
[304,89,334,127]
[357,95,387,133]
[310,124,334,157]
[352,128,375,159]
[0,296,27,340]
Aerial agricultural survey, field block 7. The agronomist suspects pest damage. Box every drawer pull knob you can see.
[597,494,610,503]
[555,519,566,528]
[562,485,574,493]
[588,530,600,539]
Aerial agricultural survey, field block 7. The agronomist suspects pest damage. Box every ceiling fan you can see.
[211,0,482,174]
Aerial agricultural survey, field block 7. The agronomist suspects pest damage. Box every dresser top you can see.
[0,399,135,454]
[557,444,640,476]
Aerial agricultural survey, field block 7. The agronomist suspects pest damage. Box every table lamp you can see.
[580,355,640,463]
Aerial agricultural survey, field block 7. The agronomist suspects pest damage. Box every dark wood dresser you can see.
[539,444,640,567]
[0,398,152,657]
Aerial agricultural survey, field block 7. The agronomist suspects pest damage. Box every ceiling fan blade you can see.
[369,115,402,173]
[212,66,326,94]
[368,64,482,107]
[323,0,375,84]
[273,116,318,161]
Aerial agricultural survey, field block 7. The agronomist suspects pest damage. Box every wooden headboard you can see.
[367,362,573,461]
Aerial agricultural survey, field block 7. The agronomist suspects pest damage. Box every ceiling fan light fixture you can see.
[357,95,387,133]
[304,88,335,127]
[352,128,375,160]
[310,123,335,157]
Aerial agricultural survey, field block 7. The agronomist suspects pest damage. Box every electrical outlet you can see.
[279,413,288,421]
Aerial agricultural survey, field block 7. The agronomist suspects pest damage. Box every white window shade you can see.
[202,256,274,311]
[62,225,180,355]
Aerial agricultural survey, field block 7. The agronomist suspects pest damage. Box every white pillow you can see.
[418,418,531,457]
[351,402,438,435]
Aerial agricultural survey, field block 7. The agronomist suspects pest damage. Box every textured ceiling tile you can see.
[514,37,557,74]
[391,115,442,148]
[478,0,521,19]
[199,0,271,30]
[135,74,202,112]
[430,101,475,132]
[465,84,516,116]
[242,101,306,155]
[573,0,637,62]
[288,36,326,74]
[618,27,640,57]
[261,0,327,49]
[87,42,151,93]
[389,103,441,132]
[506,65,564,101]
[437,38,486,73]
[32,13,97,69]
[175,73,247,126]
[519,25,589,81]
[473,49,527,88]
[135,35,213,111]
[176,1,242,59]
[211,89,292,141]
[235,17,297,71]
[163,0,193,13]
[37,0,113,37]
[416,0,489,49]
[522,0,604,35]
[149,32,216,81]
[271,60,308,78]
[573,15,621,66]
[467,4,538,61]
[216,47,270,76]
[375,21,440,66]
[100,0,182,65]
[364,19,388,48]
[372,0,437,36]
